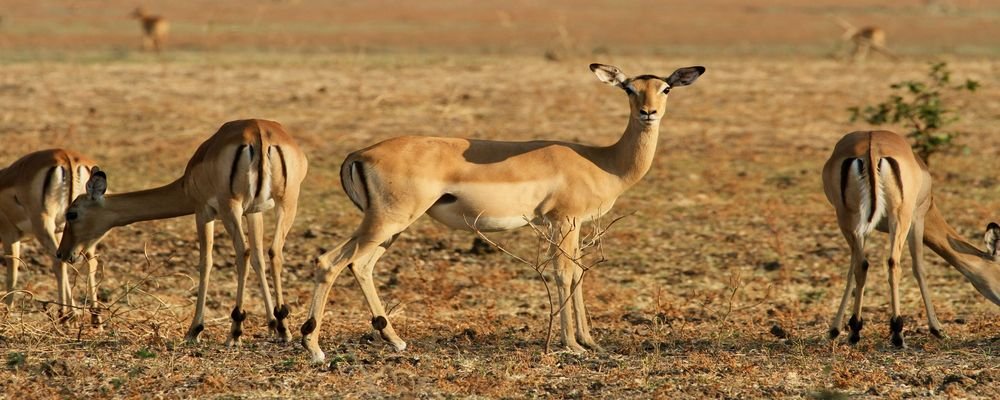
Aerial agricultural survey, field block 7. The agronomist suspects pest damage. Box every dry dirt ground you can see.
[1,1,1000,399]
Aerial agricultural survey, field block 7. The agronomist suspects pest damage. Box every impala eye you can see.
[66,211,78,221]
[662,88,671,94]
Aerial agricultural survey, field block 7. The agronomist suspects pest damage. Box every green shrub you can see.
[849,62,979,164]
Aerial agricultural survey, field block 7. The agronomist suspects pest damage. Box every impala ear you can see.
[984,222,1000,258]
[590,63,628,87]
[664,66,706,87]
[86,169,107,201]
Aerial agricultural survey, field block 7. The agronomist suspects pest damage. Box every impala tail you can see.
[339,156,369,211]
[841,153,903,237]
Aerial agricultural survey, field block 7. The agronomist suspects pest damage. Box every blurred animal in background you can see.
[131,7,169,53]
[832,16,897,63]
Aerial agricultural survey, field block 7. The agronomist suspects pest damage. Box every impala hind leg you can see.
[349,237,407,351]
[268,200,298,342]
[301,223,405,364]
[830,227,863,340]
[245,212,278,342]
[908,218,944,338]
[185,212,215,343]
[551,221,585,352]
[3,240,21,306]
[839,224,870,344]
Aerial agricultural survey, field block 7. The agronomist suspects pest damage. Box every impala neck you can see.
[610,116,661,185]
[923,201,1000,305]
[105,178,196,227]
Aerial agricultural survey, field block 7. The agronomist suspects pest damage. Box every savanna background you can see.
[1,0,999,398]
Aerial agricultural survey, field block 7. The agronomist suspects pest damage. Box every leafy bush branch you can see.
[849,62,979,164]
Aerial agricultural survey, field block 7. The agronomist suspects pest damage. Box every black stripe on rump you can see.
[229,145,246,195]
[839,158,855,208]
[274,146,288,192]
[884,157,903,202]
[42,166,58,205]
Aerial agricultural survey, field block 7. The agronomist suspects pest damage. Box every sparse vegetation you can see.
[849,62,980,164]
[0,0,999,398]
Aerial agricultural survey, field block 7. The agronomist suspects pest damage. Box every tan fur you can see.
[0,149,103,323]
[131,7,169,53]
[57,119,309,345]
[834,17,896,62]
[822,131,1000,345]
[300,64,705,363]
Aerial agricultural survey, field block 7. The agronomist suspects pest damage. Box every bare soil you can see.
[1,1,999,398]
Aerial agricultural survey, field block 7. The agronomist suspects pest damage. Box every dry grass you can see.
[2,1,1000,398]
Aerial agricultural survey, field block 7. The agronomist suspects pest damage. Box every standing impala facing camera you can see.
[822,130,1000,347]
[300,63,705,363]
[57,119,308,345]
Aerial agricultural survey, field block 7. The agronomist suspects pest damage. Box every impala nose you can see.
[640,109,657,116]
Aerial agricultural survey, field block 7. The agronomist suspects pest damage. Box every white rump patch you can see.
[854,158,888,237]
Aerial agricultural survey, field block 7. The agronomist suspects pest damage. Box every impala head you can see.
[57,168,111,264]
[985,222,1000,260]
[590,63,705,125]
[130,7,146,19]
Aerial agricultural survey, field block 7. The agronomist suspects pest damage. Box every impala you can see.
[57,119,308,345]
[822,130,1000,347]
[833,17,896,62]
[1,149,103,323]
[300,63,705,362]
[131,7,169,53]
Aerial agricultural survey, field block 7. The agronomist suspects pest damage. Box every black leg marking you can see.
[273,304,290,336]
[268,248,276,260]
[861,260,870,271]
[300,317,316,336]
[930,326,944,339]
[231,306,248,323]
[231,306,247,340]
[848,315,863,344]
[371,316,388,331]
[887,258,895,269]
[890,316,905,347]
[191,324,204,337]
[829,327,841,339]
[274,304,290,320]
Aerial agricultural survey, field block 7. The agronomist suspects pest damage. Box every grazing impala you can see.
[300,63,705,362]
[131,7,169,53]
[822,131,1000,347]
[57,119,308,345]
[1,149,104,323]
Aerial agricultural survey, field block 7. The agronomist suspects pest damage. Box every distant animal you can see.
[131,7,169,53]
[0,149,104,326]
[822,131,1000,347]
[57,120,308,346]
[832,17,897,63]
[299,63,705,363]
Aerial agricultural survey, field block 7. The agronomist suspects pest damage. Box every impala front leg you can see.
[887,213,914,348]
[268,200,299,342]
[220,203,253,347]
[185,212,215,343]
[551,222,585,352]
[3,241,21,306]
[246,212,278,341]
